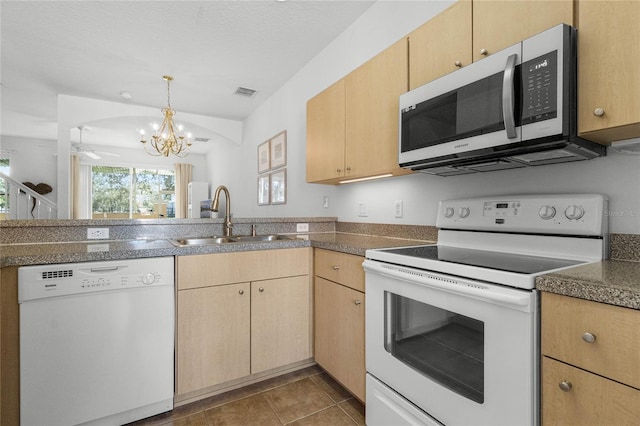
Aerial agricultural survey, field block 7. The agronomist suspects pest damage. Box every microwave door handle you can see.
[502,53,518,139]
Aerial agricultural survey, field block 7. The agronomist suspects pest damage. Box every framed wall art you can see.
[270,130,287,169]
[270,169,286,205]
[257,175,270,206]
[257,140,270,173]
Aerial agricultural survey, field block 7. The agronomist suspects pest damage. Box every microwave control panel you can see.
[521,51,558,125]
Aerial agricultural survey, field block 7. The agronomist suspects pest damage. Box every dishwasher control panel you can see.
[18,257,174,302]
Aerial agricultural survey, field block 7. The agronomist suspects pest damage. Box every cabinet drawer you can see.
[314,249,365,292]
[542,357,640,426]
[541,292,640,388]
[177,248,310,290]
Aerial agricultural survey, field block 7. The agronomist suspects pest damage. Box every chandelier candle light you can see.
[140,75,192,157]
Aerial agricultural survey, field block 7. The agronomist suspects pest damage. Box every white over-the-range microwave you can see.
[399,24,606,176]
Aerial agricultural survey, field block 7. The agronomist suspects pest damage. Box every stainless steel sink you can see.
[169,236,238,246]
[169,234,295,247]
[234,234,296,242]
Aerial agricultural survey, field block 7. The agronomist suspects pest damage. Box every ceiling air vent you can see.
[235,87,257,98]
[194,137,210,143]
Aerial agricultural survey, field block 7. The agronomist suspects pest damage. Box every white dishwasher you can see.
[18,257,175,426]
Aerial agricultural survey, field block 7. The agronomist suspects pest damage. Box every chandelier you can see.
[139,75,192,157]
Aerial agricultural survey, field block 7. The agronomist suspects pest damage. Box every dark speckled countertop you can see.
[0,232,432,268]
[536,260,640,310]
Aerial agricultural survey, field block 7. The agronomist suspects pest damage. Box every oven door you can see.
[364,259,538,426]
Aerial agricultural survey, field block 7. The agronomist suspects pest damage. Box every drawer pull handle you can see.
[332,266,340,270]
[559,381,572,392]
[582,332,596,343]
[354,300,362,306]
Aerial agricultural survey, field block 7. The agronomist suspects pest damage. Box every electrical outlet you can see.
[358,202,368,217]
[296,223,309,233]
[87,228,109,239]
[394,200,403,218]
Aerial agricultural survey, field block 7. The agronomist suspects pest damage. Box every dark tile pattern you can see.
[128,366,364,426]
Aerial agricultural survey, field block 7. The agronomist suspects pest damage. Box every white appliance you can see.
[364,194,607,426]
[188,181,209,218]
[19,257,175,426]
[399,25,605,176]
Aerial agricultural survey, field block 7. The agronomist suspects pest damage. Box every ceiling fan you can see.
[72,125,120,159]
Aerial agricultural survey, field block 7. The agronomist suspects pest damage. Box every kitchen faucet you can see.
[211,185,233,237]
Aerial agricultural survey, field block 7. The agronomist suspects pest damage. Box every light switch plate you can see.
[358,202,368,217]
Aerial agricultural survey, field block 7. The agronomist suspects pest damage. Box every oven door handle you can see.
[364,261,531,309]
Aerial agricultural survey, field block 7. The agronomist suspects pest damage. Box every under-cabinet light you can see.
[339,173,393,184]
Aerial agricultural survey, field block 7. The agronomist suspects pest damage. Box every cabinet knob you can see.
[593,108,605,117]
[454,60,462,67]
[336,168,342,173]
[346,166,352,172]
[354,300,362,306]
[239,290,244,295]
[559,381,572,392]
[582,332,596,343]
[480,48,488,56]
[332,265,340,271]
[259,287,264,292]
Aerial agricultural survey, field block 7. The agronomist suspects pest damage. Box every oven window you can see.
[384,292,484,403]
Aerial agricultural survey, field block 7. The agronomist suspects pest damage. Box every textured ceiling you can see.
[1,0,375,150]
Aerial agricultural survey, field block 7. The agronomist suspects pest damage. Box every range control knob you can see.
[458,207,470,218]
[142,273,156,285]
[444,207,455,218]
[565,205,585,220]
[538,205,556,220]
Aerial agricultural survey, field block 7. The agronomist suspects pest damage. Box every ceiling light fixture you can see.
[139,75,192,157]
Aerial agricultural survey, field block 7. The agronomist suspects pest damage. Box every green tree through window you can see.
[91,166,175,219]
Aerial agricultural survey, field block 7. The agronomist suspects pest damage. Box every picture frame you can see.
[257,174,270,205]
[257,140,270,173]
[269,130,287,169]
[270,169,286,205]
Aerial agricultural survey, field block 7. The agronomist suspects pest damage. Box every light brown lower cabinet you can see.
[314,249,366,402]
[176,248,312,402]
[177,282,251,396]
[251,276,310,374]
[542,357,640,425]
[541,292,640,425]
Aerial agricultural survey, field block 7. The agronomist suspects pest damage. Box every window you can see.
[0,156,10,217]
[91,166,175,219]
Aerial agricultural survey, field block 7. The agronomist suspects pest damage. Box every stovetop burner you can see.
[377,245,585,275]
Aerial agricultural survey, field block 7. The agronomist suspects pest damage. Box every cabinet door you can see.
[472,0,573,61]
[345,38,409,180]
[409,0,472,89]
[251,276,311,374]
[577,0,640,143]
[306,79,346,182]
[542,357,640,425]
[176,283,250,397]
[314,277,365,401]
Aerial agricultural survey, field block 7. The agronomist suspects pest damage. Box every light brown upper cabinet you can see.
[576,0,640,143]
[306,39,411,184]
[472,0,574,62]
[409,0,573,90]
[306,80,346,183]
[409,0,472,89]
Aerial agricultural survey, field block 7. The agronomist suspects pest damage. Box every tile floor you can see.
[129,366,365,426]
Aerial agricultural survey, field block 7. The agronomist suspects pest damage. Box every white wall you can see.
[0,136,58,204]
[221,0,640,235]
